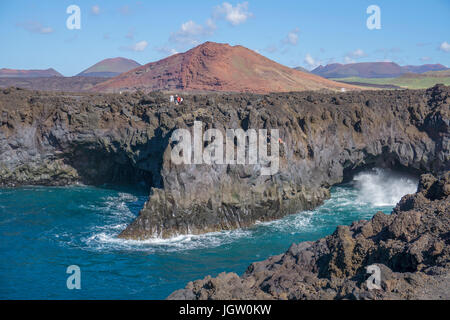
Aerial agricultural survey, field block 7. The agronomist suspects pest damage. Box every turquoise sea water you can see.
[0,169,417,299]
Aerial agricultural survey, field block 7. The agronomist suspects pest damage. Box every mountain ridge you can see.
[93,42,358,93]
[311,62,448,79]
[0,68,63,78]
[77,57,141,78]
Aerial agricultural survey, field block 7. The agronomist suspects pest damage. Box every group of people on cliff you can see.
[170,94,183,105]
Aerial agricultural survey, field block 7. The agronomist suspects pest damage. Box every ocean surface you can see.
[0,168,418,299]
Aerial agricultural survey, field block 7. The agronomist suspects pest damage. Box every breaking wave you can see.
[79,168,418,252]
[0,168,420,299]
[353,168,418,207]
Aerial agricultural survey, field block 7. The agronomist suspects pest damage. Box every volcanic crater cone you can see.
[93,42,358,93]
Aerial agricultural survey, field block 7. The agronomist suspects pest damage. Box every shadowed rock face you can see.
[168,173,450,300]
[0,85,449,239]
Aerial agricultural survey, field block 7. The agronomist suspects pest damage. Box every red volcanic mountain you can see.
[0,68,62,78]
[93,42,357,93]
[77,57,141,78]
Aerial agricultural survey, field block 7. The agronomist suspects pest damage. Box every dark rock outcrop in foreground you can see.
[0,85,448,239]
[168,173,450,300]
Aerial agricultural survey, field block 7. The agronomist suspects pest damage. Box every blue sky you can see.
[0,0,449,76]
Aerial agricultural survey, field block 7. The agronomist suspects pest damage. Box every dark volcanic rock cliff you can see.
[168,172,450,300]
[0,85,449,239]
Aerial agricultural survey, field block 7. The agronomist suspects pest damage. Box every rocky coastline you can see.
[168,172,450,300]
[0,85,448,240]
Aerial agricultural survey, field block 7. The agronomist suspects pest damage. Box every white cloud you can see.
[91,5,100,15]
[169,20,215,45]
[205,18,217,31]
[17,21,53,34]
[265,27,299,56]
[155,46,179,56]
[420,56,431,62]
[344,56,355,64]
[166,2,250,47]
[181,21,206,36]
[354,49,365,57]
[439,41,450,53]
[304,53,320,69]
[214,2,252,26]
[343,48,367,64]
[132,41,148,51]
[349,49,366,58]
[121,40,148,52]
[284,28,300,46]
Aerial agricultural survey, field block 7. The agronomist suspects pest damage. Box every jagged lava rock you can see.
[168,172,450,300]
[0,85,448,239]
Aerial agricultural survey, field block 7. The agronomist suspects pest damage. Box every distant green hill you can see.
[312,62,447,79]
[423,69,450,77]
[332,73,450,89]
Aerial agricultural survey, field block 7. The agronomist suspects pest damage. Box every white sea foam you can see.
[255,211,314,233]
[79,168,418,252]
[71,189,250,252]
[83,228,252,253]
[353,168,418,206]
[85,192,140,221]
